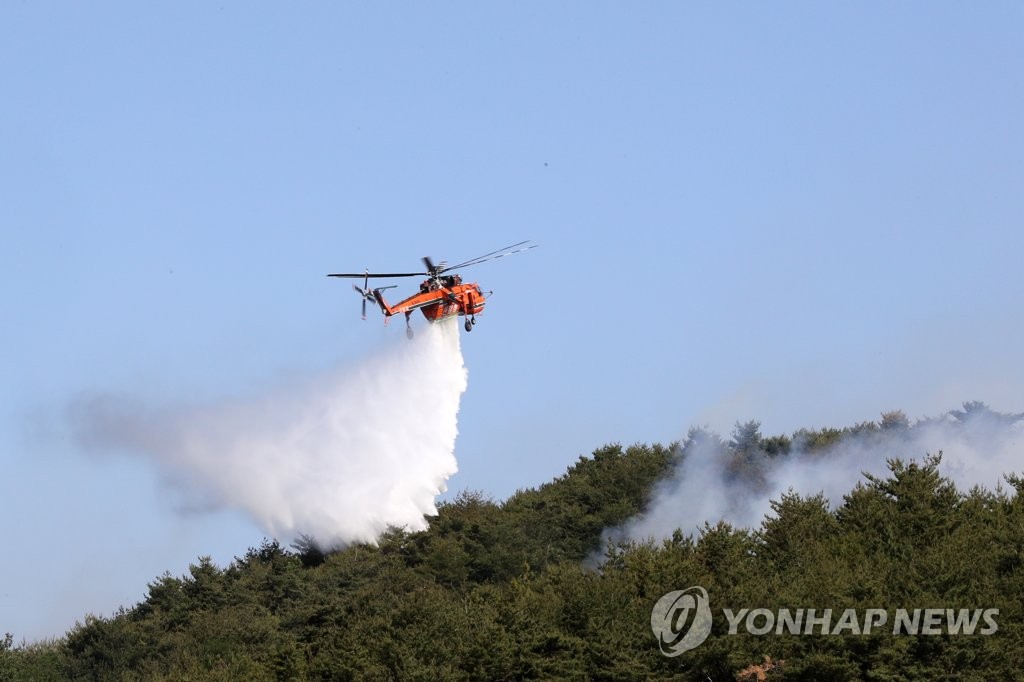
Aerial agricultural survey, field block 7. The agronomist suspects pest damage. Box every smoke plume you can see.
[610,403,1024,545]
[70,317,467,547]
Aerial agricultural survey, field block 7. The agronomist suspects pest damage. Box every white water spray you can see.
[71,317,467,547]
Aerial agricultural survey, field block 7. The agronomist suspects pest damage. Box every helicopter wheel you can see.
[464,318,473,332]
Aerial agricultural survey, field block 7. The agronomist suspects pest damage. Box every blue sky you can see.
[2,3,1023,641]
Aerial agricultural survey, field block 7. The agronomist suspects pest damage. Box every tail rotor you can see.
[353,271,373,319]
[351,271,396,319]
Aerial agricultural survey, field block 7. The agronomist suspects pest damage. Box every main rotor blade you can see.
[327,272,426,278]
[439,240,536,273]
[328,240,535,279]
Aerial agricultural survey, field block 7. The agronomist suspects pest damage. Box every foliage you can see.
[4,415,1023,680]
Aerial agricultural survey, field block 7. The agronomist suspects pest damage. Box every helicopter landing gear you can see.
[406,326,414,340]
[464,316,476,332]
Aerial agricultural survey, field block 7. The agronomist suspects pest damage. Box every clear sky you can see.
[2,2,1023,641]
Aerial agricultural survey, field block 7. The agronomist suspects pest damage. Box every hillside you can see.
[3,409,1024,680]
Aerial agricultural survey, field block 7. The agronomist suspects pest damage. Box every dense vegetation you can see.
[3,406,1023,680]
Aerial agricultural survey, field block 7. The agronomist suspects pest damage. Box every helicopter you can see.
[328,240,536,337]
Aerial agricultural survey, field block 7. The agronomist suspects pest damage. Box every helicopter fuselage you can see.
[374,280,486,323]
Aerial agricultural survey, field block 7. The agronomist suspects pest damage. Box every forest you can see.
[3,403,1023,680]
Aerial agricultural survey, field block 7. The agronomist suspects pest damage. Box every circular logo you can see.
[651,586,713,656]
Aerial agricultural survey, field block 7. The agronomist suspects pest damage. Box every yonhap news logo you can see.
[650,586,713,656]
[651,586,999,656]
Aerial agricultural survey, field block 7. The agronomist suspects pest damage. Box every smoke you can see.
[69,317,467,547]
[610,403,1024,545]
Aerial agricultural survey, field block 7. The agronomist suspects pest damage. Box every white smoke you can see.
[70,317,467,547]
[612,404,1024,544]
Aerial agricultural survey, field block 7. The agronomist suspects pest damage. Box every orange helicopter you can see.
[328,240,536,337]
